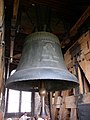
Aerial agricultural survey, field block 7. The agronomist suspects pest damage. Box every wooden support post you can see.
[77,66,84,94]
[84,78,90,93]
[0,1,5,118]
[78,60,90,93]
[11,0,20,26]
[70,108,77,120]
[0,31,4,94]
[10,32,15,63]
[59,97,65,120]
[0,110,3,120]
[79,60,90,85]
[31,90,35,117]
[48,92,53,120]
[10,0,20,63]
[52,91,59,120]
[0,0,4,27]
[59,91,69,120]
[13,0,20,20]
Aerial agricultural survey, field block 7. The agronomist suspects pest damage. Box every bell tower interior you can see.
[0,0,90,119]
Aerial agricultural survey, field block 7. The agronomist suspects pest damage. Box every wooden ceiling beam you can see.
[61,6,90,50]
[69,6,90,37]
[22,0,65,11]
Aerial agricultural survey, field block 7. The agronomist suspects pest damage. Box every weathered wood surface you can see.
[13,0,20,20]
[82,93,90,104]
[53,93,90,119]
[0,1,4,115]
[54,30,90,120]
[64,30,90,88]
[77,66,84,94]
[10,0,20,63]
[0,0,4,27]
[0,47,3,91]
[54,92,90,108]
[65,95,76,109]
[52,91,59,120]
[64,30,90,65]
[0,31,4,93]
[0,2,4,93]
[70,108,77,120]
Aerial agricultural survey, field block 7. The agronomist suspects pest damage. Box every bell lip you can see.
[6,68,79,91]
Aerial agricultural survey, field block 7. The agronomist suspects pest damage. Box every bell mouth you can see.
[6,68,79,91]
[6,80,78,92]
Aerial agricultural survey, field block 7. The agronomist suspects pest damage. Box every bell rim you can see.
[6,68,79,91]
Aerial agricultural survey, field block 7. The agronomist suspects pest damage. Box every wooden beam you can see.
[61,7,90,49]
[0,0,4,95]
[49,92,54,120]
[0,28,4,93]
[53,93,90,107]
[77,65,84,94]
[10,0,20,62]
[13,0,20,19]
[59,91,69,120]
[0,0,4,27]
[0,47,3,90]
[52,91,59,120]
[70,6,90,37]
[70,108,77,120]
[12,0,20,26]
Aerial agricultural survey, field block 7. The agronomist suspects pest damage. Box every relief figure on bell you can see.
[41,42,59,62]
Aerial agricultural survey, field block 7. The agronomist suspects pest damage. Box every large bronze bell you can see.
[6,32,79,91]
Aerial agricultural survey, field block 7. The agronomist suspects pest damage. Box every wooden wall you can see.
[52,30,90,120]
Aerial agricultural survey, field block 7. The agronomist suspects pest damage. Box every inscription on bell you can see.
[41,42,59,62]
